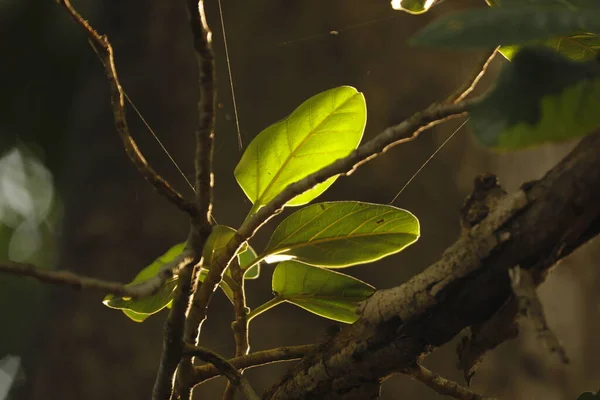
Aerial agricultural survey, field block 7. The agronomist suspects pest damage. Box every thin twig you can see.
[184,345,260,400]
[191,345,316,385]
[56,0,196,217]
[0,256,190,298]
[223,265,250,399]
[508,266,570,364]
[445,47,498,104]
[406,364,497,400]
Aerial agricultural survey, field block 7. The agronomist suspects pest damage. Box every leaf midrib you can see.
[255,92,359,205]
[272,230,418,253]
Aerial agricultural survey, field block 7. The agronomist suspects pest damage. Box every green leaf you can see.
[272,261,375,323]
[103,226,257,321]
[410,7,600,48]
[391,0,439,14]
[234,86,366,213]
[103,242,185,322]
[469,46,600,149]
[238,242,260,279]
[263,201,419,268]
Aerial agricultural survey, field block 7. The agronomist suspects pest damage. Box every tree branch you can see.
[264,131,600,399]
[56,0,196,217]
[406,364,497,400]
[153,1,218,399]
[509,266,569,364]
[445,47,498,104]
[182,0,218,348]
[152,254,199,400]
[184,345,260,400]
[0,254,190,298]
[223,265,250,400]
[191,345,316,385]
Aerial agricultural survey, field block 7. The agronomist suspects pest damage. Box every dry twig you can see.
[446,47,499,104]
[406,364,497,400]
[509,266,570,364]
[0,256,189,298]
[223,265,250,399]
[56,0,196,217]
[191,345,316,385]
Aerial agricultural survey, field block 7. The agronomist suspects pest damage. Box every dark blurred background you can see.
[0,0,598,399]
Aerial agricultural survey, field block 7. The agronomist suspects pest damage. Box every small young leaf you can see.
[469,47,600,149]
[410,7,600,48]
[272,261,375,324]
[263,201,419,268]
[103,226,257,321]
[103,242,185,322]
[237,243,260,279]
[234,86,366,213]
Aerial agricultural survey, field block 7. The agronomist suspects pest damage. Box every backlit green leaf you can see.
[103,242,185,322]
[272,261,375,323]
[263,201,419,268]
[238,242,260,279]
[234,86,366,213]
[469,47,600,149]
[103,226,257,321]
[410,7,600,48]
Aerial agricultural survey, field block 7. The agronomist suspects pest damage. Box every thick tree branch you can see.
[406,364,497,400]
[0,256,189,298]
[264,132,600,399]
[56,0,196,217]
[184,345,260,400]
[191,345,316,385]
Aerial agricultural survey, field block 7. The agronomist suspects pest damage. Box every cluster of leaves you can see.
[105,86,420,324]
[104,0,600,331]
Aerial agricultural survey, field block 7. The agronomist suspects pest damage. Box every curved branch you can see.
[56,0,196,217]
[184,345,260,400]
[190,345,316,385]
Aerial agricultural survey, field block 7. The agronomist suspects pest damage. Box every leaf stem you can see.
[247,297,285,323]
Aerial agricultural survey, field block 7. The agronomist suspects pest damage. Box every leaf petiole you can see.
[247,297,285,323]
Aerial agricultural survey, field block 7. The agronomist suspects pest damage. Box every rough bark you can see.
[265,132,600,399]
